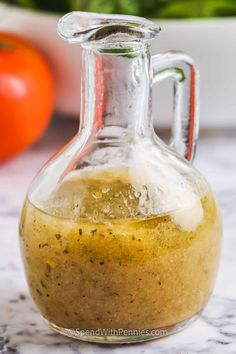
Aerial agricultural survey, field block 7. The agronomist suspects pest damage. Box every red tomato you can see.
[0,32,55,163]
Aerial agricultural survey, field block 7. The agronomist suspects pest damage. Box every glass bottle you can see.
[19,12,222,343]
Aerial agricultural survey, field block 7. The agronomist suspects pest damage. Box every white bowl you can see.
[1,5,235,128]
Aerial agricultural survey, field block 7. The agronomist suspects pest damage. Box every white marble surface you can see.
[0,120,236,354]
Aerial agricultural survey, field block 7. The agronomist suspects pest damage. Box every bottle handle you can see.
[152,51,199,162]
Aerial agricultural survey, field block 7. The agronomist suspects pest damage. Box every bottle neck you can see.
[79,44,152,142]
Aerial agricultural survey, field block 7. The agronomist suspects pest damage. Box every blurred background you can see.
[0,0,236,162]
[2,0,236,18]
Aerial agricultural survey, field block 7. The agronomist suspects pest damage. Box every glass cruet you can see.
[19,12,222,344]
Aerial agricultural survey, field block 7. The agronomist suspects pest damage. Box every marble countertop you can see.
[0,120,236,354]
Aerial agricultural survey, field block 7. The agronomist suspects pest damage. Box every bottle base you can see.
[44,311,201,344]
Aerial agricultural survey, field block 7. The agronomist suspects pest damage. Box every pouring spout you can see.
[58,11,160,46]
